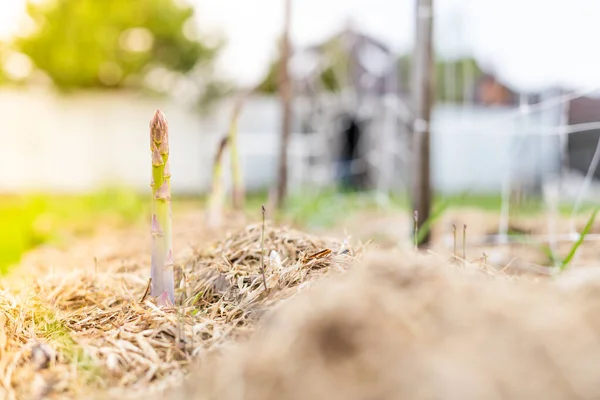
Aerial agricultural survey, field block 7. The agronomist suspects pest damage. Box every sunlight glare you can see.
[0,0,27,40]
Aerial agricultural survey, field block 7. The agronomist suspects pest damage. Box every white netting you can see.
[291,67,600,256]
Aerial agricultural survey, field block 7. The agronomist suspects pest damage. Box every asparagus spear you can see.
[229,98,245,210]
[150,109,174,306]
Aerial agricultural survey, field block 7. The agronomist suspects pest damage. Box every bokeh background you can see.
[1,0,600,272]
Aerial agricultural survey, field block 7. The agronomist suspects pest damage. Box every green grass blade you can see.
[415,197,452,245]
[559,207,599,271]
[415,190,472,245]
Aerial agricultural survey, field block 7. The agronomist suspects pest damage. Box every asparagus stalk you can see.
[206,135,229,228]
[150,109,174,306]
[229,98,245,210]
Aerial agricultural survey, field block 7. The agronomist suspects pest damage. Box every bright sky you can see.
[2,0,600,92]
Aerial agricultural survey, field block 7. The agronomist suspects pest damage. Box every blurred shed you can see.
[290,25,402,191]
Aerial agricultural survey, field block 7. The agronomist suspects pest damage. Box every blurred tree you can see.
[0,44,9,85]
[398,54,483,103]
[256,36,343,94]
[258,60,340,94]
[260,38,485,101]
[13,0,225,99]
[256,58,279,94]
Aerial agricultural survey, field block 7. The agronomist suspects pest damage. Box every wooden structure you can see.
[290,24,403,191]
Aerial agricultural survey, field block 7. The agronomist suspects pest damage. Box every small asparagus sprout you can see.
[150,109,175,306]
[229,97,246,210]
[413,210,419,251]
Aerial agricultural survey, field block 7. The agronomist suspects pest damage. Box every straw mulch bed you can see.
[157,252,600,400]
[5,207,600,400]
[0,213,361,400]
[329,207,600,271]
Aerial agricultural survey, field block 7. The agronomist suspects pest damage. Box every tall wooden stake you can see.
[411,0,434,247]
[275,0,293,210]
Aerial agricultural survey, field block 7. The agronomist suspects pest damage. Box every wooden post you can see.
[275,0,293,210]
[411,0,434,247]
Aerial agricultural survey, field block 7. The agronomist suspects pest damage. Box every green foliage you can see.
[0,188,148,274]
[319,66,340,92]
[415,196,454,245]
[31,302,102,384]
[0,43,10,85]
[539,244,559,267]
[398,54,483,103]
[256,59,340,94]
[258,44,483,98]
[255,59,279,94]
[538,207,599,271]
[13,0,220,91]
[434,57,483,102]
[0,188,225,275]
[559,208,598,270]
[283,188,406,229]
[256,35,345,94]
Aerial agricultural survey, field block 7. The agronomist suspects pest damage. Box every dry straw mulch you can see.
[0,213,362,400]
[5,207,600,400]
[160,252,600,400]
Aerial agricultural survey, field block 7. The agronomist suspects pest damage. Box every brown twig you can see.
[140,278,152,303]
[452,224,457,259]
[259,205,268,291]
[462,224,467,262]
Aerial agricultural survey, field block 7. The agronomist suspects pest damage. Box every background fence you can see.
[4,88,597,203]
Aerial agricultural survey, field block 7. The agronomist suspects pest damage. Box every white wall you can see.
[0,89,309,194]
[0,88,563,196]
[431,105,562,194]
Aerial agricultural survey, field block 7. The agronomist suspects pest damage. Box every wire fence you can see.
[294,77,600,258]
